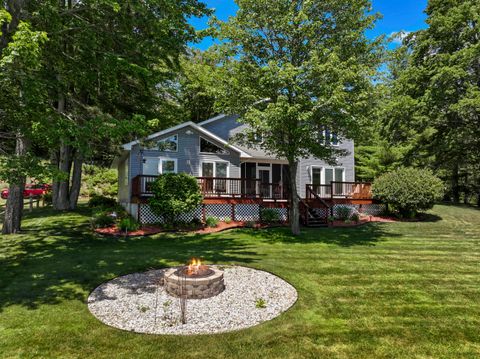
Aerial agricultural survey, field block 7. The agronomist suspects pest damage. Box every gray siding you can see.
[297,138,355,197]
[129,125,241,179]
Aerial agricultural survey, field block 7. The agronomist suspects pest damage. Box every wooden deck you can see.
[131,175,374,205]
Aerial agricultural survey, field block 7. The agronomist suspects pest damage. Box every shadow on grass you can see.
[240,222,399,247]
[0,205,261,312]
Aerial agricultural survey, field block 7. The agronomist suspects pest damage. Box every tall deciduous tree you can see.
[213,0,382,234]
[383,0,480,203]
[25,0,210,210]
[0,16,49,234]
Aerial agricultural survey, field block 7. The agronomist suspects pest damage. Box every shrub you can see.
[92,213,115,228]
[148,173,203,225]
[88,194,117,209]
[205,216,219,228]
[351,212,360,223]
[82,165,118,198]
[260,208,280,223]
[224,217,232,224]
[119,217,140,232]
[372,167,444,218]
[335,205,352,221]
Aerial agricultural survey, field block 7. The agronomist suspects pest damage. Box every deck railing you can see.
[306,181,372,200]
[131,175,372,201]
[132,175,289,200]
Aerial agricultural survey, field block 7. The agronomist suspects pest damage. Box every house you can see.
[115,114,376,226]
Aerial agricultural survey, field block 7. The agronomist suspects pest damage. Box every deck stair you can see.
[300,186,332,227]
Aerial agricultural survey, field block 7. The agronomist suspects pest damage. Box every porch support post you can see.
[231,204,235,221]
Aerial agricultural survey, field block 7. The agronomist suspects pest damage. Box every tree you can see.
[0,13,49,234]
[212,0,382,234]
[383,0,480,204]
[178,50,220,123]
[24,0,211,211]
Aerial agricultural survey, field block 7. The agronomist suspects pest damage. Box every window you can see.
[320,129,339,146]
[312,167,322,186]
[158,134,178,152]
[201,161,229,177]
[159,158,177,174]
[200,137,227,154]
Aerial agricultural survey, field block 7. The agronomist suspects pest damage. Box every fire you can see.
[187,258,203,275]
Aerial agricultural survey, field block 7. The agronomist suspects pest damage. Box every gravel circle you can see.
[87,266,297,335]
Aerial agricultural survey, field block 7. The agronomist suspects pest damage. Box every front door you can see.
[258,168,271,197]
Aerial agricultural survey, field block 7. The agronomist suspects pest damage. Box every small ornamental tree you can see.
[148,173,203,225]
[372,168,444,218]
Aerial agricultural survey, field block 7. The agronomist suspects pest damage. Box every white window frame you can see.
[322,130,339,146]
[309,166,345,184]
[158,133,178,152]
[199,136,229,155]
[158,157,178,174]
[310,165,323,185]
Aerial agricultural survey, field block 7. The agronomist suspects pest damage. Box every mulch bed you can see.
[94,221,288,237]
[329,215,397,227]
[94,225,163,237]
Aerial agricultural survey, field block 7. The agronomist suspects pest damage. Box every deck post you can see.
[231,204,235,221]
[202,204,206,223]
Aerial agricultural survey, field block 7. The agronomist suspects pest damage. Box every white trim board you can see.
[121,121,251,158]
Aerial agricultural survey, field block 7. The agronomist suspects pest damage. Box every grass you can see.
[1,204,480,358]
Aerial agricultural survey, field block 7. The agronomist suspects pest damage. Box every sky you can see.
[189,0,429,50]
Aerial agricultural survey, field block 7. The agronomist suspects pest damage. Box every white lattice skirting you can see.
[137,203,288,224]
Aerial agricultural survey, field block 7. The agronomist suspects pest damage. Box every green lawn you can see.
[1,205,480,358]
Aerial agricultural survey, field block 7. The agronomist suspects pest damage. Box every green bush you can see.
[82,165,118,198]
[119,217,140,232]
[372,167,444,218]
[351,212,360,223]
[205,216,219,228]
[88,195,117,209]
[224,217,232,224]
[148,173,203,225]
[92,213,115,228]
[260,208,280,223]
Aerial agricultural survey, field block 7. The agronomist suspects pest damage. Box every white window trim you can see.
[158,157,178,174]
[158,133,178,153]
[199,136,230,155]
[200,160,230,178]
[309,165,345,184]
[310,165,323,185]
[322,130,340,147]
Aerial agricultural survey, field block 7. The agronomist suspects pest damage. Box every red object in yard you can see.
[0,183,51,200]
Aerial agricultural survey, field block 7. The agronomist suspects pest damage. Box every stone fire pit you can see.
[164,265,225,299]
[87,265,298,335]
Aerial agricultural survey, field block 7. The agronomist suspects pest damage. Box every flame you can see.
[187,258,203,275]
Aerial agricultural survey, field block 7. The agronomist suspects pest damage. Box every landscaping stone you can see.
[87,266,297,335]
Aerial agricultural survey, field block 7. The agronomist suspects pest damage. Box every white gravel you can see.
[87,266,297,335]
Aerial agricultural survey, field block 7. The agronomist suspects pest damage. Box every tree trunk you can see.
[287,160,300,236]
[68,151,83,210]
[53,142,72,210]
[2,133,27,234]
[451,163,460,203]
